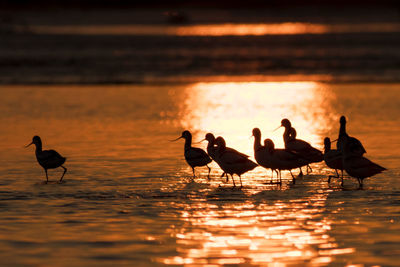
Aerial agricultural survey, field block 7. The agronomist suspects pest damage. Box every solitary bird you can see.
[280,119,323,175]
[173,130,212,179]
[342,137,386,188]
[214,136,257,187]
[323,137,344,185]
[26,135,67,183]
[337,115,366,156]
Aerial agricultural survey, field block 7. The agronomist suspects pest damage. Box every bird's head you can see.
[252,128,261,138]
[171,130,192,141]
[205,133,215,142]
[26,135,41,148]
[340,116,346,125]
[281,118,291,128]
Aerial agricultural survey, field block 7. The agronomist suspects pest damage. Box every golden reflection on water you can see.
[161,192,354,265]
[178,82,335,157]
[161,82,356,265]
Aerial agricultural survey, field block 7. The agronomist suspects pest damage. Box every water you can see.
[0,83,399,266]
[0,7,400,266]
[1,9,399,84]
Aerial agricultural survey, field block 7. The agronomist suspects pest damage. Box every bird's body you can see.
[280,119,323,175]
[175,130,212,178]
[324,137,343,184]
[263,138,309,184]
[337,116,366,156]
[204,133,248,181]
[214,136,257,187]
[252,128,280,183]
[341,133,385,188]
[26,136,67,183]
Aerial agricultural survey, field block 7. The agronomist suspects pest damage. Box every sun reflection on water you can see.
[161,191,355,265]
[158,81,359,265]
[178,82,336,157]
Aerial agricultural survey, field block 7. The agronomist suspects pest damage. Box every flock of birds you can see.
[173,116,386,188]
[25,115,386,189]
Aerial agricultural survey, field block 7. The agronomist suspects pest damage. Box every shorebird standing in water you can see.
[323,137,344,185]
[26,135,67,183]
[337,115,366,156]
[342,137,386,189]
[279,118,323,176]
[214,136,257,188]
[203,133,228,181]
[263,138,309,184]
[173,130,212,179]
[251,128,280,183]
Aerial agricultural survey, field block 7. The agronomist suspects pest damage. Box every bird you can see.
[251,128,280,183]
[214,136,257,188]
[342,137,386,188]
[173,130,212,179]
[337,115,366,156]
[262,138,309,184]
[26,135,67,183]
[280,118,323,176]
[323,137,344,185]
[203,133,251,182]
[203,133,227,181]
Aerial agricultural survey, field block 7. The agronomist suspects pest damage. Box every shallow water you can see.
[0,83,399,266]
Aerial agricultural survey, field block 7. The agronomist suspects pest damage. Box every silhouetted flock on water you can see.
[26,115,386,189]
[174,116,386,189]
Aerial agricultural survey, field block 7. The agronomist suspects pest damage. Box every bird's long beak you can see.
[331,139,338,143]
[193,138,206,144]
[25,142,33,148]
[170,136,183,142]
[272,125,282,132]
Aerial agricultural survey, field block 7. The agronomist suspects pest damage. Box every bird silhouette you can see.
[173,130,212,179]
[323,137,344,185]
[26,135,67,183]
[214,136,257,188]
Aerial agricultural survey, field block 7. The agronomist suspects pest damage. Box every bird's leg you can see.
[225,173,229,183]
[279,170,282,185]
[298,168,303,178]
[207,165,211,180]
[290,170,296,184]
[192,167,196,179]
[357,178,363,189]
[45,169,49,183]
[328,169,339,184]
[307,164,313,174]
[59,166,67,182]
[239,175,243,188]
[340,170,344,186]
[231,175,236,188]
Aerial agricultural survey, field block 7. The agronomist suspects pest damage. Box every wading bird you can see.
[342,137,385,188]
[263,138,309,184]
[337,115,366,156]
[251,128,279,183]
[214,136,257,188]
[173,130,212,179]
[279,119,323,176]
[26,135,67,183]
[323,137,344,185]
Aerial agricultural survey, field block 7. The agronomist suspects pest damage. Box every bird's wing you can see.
[186,147,210,161]
[348,136,366,155]
[38,149,63,161]
[221,150,249,164]
[274,149,299,161]
[226,147,250,158]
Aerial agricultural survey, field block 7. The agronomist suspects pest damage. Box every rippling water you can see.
[0,83,399,266]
